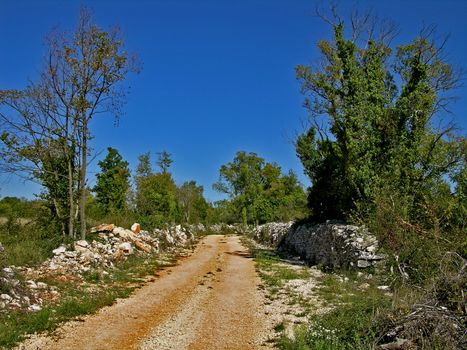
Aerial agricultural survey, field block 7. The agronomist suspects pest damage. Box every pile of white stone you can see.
[0,223,202,313]
[1,244,52,312]
[41,223,157,275]
[208,223,246,235]
[42,223,201,275]
[154,224,197,249]
[253,221,384,269]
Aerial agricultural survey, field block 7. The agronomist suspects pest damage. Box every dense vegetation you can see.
[287,6,466,350]
[213,151,307,225]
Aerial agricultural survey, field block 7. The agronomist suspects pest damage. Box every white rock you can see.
[64,251,77,258]
[377,285,390,291]
[1,294,12,301]
[357,260,370,268]
[75,240,89,248]
[26,280,38,289]
[131,223,141,233]
[118,242,134,255]
[113,227,135,240]
[28,304,42,312]
[2,267,14,275]
[37,282,48,289]
[52,246,67,255]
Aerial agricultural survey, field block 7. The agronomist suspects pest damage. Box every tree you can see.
[93,147,130,214]
[135,151,179,227]
[137,172,178,227]
[214,151,306,224]
[0,8,139,239]
[156,151,173,174]
[136,152,153,179]
[177,181,208,224]
[295,11,464,222]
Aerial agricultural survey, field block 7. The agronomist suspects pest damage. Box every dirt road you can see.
[19,235,273,350]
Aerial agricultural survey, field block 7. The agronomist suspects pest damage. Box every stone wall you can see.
[253,222,384,269]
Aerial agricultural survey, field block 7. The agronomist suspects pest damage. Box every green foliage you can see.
[0,284,130,348]
[93,147,130,214]
[177,181,208,224]
[136,152,153,178]
[136,172,178,227]
[214,151,307,224]
[0,214,60,266]
[156,150,173,174]
[296,22,465,224]
[0,197,40,218]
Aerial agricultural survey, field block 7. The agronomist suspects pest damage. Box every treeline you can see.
[213,151,307,225]
[0,148,307,233]
[87,148,307,229]
[86,148,210,228]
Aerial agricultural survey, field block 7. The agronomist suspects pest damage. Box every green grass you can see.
[241,237,393,350]
[0,252,178,348]
[277,272,392,350]
[241,237,310,287]
[0,220,59,267]
[0,285,133,348]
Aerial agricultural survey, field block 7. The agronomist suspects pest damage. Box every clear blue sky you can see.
[1,0,466,202]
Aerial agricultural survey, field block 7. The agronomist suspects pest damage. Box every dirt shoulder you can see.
[17,235,274,350]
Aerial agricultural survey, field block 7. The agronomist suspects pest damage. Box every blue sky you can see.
[1,0,466,202]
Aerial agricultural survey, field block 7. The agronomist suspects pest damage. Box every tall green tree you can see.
[137,173,178,227]
[295,17,464,222]
[136,152,153,179]
[135,152,178,227]
[157,151,173,174]
[177,181,208,224]
[93,147,130,214]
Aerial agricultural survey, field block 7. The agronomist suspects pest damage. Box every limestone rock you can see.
[75,240,89,248]
[28,304,42,312]
[131,223,141,234]
[1,294,12,301]
[134,239,152,253]
[52,246,67,255]
[118,242,134,255]
[113,227,136,240]
[90,223,115,233]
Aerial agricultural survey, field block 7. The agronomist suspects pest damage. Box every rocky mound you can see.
[0,223,203,314]
[1,243,53,313]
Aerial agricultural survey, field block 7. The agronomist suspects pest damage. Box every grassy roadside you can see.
[241,236,396,350]
[0,253,178,349]
[277,272,392,350]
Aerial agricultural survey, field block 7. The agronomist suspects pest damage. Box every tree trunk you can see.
[67,156,74,238]
[79,121,87,240]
